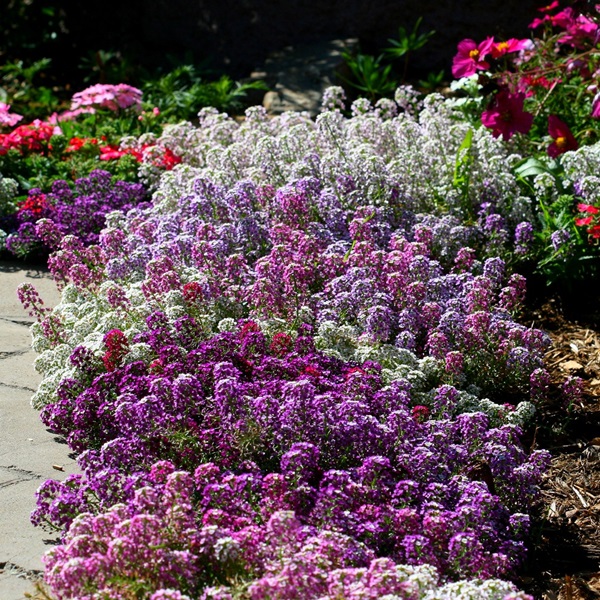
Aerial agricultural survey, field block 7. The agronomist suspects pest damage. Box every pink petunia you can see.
[530,6,575,29]
[481,90,534,140]
[0,103,23,128]
[550,7,576,28]
[547,115,578,158]
[451,37,494,78]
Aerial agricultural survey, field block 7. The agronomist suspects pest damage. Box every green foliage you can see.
[78,49,139,85]
[384,17,436,81]
[0,59,62,118]
[452,129,476,219]
[142,65,267,121]
[384,18,436,59]
[0,2,67,63]
[513,156,600,287]
[418,69,445,93]
[340,16,436,101]
[340,52,397,100]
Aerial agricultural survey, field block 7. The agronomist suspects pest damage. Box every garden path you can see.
[0,261,78,599]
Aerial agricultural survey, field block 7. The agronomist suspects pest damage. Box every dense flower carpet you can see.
[2,2,600,598]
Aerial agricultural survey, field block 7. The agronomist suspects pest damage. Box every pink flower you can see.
[481,90,534,140]
[519,75,559,97]
[451,37,494,78]
[559,14,599,48]
[491,38,531,59]
[529,5,574,29]
[592,93,600,119]
[0,103,23,128]
[550,7,576,28]
[71,84,143,112]
[547,115,578,157]
[577,203,600,214]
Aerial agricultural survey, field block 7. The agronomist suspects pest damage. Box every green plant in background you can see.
[0,59,62,119]
[384,17,436,81]
[340,16,438,101]
[418,69,445,93]
[143,65,267,121]
[339,51,398,100]
[78,49,139,85]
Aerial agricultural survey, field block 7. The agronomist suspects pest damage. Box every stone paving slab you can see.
[0,261,74,599]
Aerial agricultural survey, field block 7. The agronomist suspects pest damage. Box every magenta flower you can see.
[592,93,600,118]
[558,13,599,48]
[547,115,578,157]
[491,38,531,59]
[451,37,494,78]
[481,90,534,140]
[71,83,143,112]
[0,103,23,128]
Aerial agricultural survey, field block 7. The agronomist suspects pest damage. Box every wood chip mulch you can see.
[520,298,600,599]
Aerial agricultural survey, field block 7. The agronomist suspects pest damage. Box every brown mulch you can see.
[519,297,600,599]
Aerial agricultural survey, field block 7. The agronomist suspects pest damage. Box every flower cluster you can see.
[0,118,59,154]
[41,466,533,600]
[575,201,600,238]
[5,169,148,258]
[70,83,144,112]
[451,1,600,153]
[19,84,572,599]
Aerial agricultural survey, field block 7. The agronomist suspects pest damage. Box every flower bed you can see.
[10,3,600,596]
[17,91,569,599]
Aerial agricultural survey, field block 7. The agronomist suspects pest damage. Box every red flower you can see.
[577,203,600,214]
[182,281,204,304]
[18,194,49,218]
[153,147,182,170]
[102,329,129,371]
[411,405,430,422]
[65,137,98,153]
[451,37,494,78]
[481,90,534,140]
[547,115,578,157]
[575,203,600,232]
[303,365,321,378]
[538,1,559,12]
[269,332,293,356]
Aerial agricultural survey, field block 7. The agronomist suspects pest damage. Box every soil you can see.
[518,290,600,600]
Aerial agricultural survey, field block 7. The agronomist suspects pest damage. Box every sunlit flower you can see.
[491,38,531,59]
[452,37,494,78]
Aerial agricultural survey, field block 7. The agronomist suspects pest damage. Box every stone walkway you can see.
[0,260,77,599]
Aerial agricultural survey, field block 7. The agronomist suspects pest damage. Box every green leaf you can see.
[513,157,553,179]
